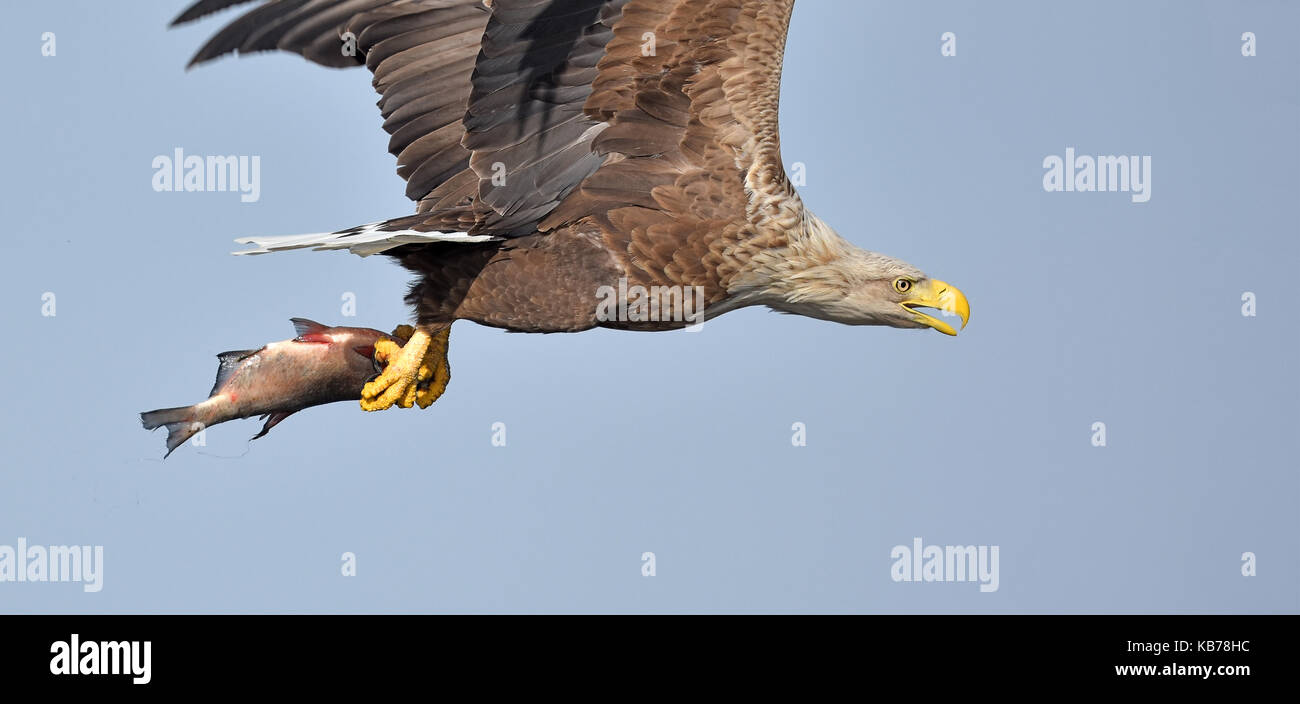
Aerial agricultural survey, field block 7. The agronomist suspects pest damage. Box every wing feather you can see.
[179,0,800,270]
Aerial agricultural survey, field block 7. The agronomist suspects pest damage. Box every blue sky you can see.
[0,0,1295,613]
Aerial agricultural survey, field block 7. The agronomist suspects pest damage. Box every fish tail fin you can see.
[139,406,204,458]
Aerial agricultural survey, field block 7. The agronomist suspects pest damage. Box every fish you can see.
[141,318,400,457]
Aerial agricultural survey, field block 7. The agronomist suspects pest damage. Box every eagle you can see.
[174,0,969,412]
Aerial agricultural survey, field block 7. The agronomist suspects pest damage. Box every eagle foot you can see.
[360,325,450,411]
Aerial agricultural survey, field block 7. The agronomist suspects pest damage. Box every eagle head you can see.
[763,214,970,335]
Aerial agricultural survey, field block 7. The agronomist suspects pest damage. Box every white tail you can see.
[234,221,498,257]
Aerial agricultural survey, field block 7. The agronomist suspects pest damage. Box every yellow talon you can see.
[415,329,451,409]
[360,326,450,412]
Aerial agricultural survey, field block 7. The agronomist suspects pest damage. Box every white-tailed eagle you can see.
[174,0,970,411]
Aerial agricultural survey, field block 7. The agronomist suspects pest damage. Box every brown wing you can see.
[176,0,490,209]
[175,0,633,236]
[450,0,631,233]
[178,0,799,268]
[541,0,800,300]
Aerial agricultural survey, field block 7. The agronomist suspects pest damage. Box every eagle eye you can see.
[893,278,914,294]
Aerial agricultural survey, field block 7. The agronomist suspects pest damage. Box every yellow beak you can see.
[900,279,970,336]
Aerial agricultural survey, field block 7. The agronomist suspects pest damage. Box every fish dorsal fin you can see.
[290,318,328,339]
[210,349,257,397]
